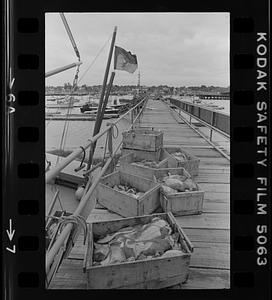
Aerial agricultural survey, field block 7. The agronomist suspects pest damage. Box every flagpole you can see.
[87,26,117,170]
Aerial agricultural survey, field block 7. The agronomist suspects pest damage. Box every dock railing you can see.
[167,98,230,141]
[45,95,148,281]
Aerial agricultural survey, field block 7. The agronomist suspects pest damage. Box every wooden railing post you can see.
[209,129,213,141]
[210,111,215,141]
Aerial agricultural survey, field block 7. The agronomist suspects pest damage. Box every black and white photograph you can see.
[45,12,230,289]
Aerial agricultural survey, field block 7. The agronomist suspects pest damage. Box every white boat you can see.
[46,96,75,108]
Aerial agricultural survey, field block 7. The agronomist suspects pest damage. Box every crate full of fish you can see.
[97,171,161,217]
[83,212,193,289]
[119,148,177,180]
[155,168,204,216]
[164,146,200,176]
[122,127,163,152]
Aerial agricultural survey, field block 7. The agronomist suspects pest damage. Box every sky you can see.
[45,13,229,87]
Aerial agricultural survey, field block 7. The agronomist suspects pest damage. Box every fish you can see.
[124,240,153,258]
[173,152,187,162]
[167,174,188,181]
[93,243,110,262]
[93,217,180,265]
[162,185,177,195]
[141,237,172,257]
[97,226,137,244]
[183,178,197,191]
[160,249,184,258]
[135,218,172,241]
[100,241,126,265]
[164,178,186,192]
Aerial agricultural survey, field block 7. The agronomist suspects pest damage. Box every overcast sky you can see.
[45,13,229,87]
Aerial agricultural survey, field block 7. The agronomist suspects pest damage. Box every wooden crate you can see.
[122,127,163,152]
[121,147,161,161]
[97,171,161,217]
[83,212,193,289]
[164,147,200,176]
[155,167,204,216]
[119,148,177,180]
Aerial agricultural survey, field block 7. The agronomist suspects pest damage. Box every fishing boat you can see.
[119,98,132,104]
[80,98,131,115]
[46,96,57,102]
[203,103,225,110]
[46,97,75,108]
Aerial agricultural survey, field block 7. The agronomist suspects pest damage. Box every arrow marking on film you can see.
[6,245,16,254]
[6,219,15,241]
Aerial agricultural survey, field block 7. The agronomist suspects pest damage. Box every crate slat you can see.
[119,148,177,180]
[164,146,200,176]
[122,127,163,152]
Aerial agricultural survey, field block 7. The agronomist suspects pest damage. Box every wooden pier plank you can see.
[176,213,230,230]
[182,268,230,289]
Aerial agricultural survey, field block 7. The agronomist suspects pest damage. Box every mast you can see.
[87,26,117,170]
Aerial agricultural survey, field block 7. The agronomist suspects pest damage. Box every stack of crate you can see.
[84,126,203,289]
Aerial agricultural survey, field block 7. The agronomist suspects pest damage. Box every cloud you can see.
[46,13,229,87]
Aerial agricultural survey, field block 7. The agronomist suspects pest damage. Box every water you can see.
[171,95,230,115]
[46,95,134,158]
[170,96,230,155]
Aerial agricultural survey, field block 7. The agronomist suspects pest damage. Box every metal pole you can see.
[59,13,81,60]
[87,27,117,169]
[45,61,82,78]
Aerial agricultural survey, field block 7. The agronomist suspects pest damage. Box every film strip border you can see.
[231,10,270,298]
[2,1,270,298]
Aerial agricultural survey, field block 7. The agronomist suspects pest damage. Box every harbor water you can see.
[46,95,134,158]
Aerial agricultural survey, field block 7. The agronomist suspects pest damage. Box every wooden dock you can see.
[49,99,230,289]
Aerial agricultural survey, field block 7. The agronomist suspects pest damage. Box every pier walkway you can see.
[49,99,230,289]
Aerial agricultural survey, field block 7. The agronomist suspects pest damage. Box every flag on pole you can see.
[114,46,138,73]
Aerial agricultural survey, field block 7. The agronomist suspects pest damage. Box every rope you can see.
[111,123,119,139]
[46,214,88,249]
[57,193,64,212]
[102,131,109,163]
[74,146,86,171]
[77,34,111,84]
[58,215,88,245]
[56,66,80,164]
[45,156,51,172]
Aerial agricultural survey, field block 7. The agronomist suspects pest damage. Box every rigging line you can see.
[53,38,110,161]
[59,13,80,60]
[60,66,80,152]
[56,67,80,165]
[77,34,112,84]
